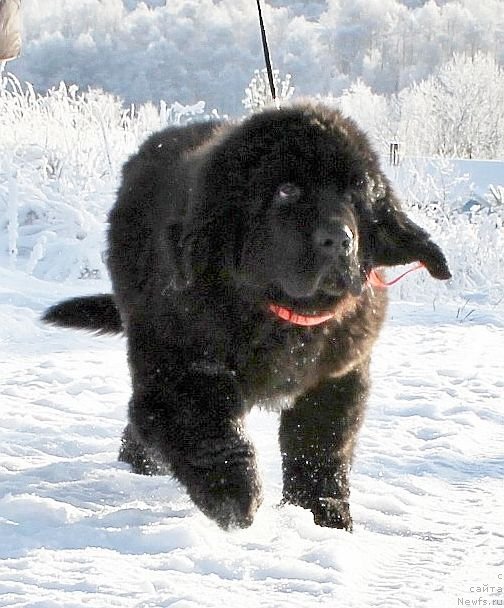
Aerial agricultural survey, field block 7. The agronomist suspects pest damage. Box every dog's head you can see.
[182,104,450,312]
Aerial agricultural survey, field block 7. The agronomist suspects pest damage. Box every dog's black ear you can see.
[369,196,451,280]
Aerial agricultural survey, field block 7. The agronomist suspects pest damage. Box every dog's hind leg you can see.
[279,364,370,530]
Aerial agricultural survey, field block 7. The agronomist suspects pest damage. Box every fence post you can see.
[389,141,400,166]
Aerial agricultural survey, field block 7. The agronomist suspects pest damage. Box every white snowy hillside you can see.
[1,38,504,608]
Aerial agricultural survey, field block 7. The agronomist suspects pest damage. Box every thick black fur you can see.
[43,103,450,530]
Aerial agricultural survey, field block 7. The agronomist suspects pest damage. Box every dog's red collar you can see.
[268,303,337,327]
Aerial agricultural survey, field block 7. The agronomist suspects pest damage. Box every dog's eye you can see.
[274,183,301,206]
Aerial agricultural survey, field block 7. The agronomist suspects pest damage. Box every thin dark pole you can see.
[256,0,276,101]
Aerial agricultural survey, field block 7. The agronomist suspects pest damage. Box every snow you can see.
[0,123,503,605]
[1,270,503,607]
[1,7,504,604]
[395,157,504,201]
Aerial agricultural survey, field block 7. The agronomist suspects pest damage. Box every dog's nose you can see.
[313,225,353,258]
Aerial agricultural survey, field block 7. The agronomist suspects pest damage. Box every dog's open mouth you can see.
[266,273,362,324]
[268,267,363,310]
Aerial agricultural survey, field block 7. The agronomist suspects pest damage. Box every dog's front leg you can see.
[124,363,262,530]
[279,365,369,530]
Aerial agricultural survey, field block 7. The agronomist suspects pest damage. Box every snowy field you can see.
[1,272,503,607]
[1,76,504,606]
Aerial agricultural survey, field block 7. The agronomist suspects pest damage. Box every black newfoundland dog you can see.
[43,103,450,530]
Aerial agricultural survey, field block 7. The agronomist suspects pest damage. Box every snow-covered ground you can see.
[1,269,503,607]
[1,69,503,607]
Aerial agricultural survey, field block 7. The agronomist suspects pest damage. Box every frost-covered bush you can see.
[242,69,294,112]
[323,80,394,154]
[387,158,504,305]
[0,73,209,280]
[397,53,504,159]
[324,53,504,161]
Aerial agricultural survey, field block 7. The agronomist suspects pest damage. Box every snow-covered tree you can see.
[9,0,503,115]
[399,52,504,158]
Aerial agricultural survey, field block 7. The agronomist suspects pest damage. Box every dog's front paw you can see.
[312,497,353,530]
[197,463,263,530]
[176,431,263,529]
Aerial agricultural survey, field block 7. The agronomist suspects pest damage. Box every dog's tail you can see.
[42,294,122,335]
